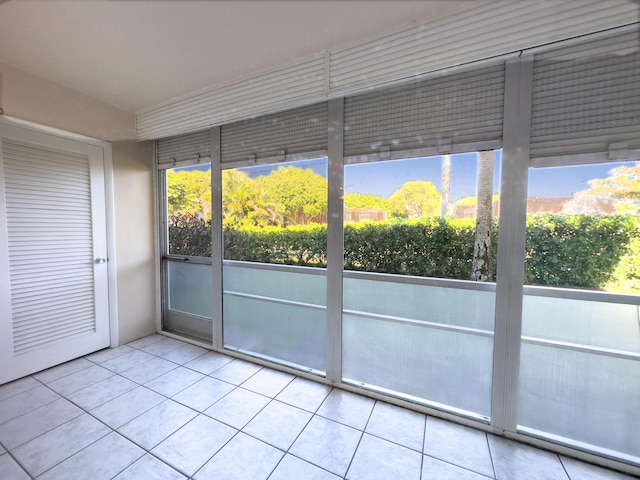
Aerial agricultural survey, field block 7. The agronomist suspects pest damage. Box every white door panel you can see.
[0,123,111,384]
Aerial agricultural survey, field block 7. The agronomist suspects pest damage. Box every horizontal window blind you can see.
[220,102,328,165]
[529,31,640,162]
[157,130,211,166]
[343,64,505,160]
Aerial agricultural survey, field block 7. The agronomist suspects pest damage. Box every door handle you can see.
[94,258,107,264]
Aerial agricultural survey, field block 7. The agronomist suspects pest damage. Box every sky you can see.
[181,153,638,202]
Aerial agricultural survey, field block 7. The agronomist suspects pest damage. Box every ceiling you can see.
[0,0,485,114]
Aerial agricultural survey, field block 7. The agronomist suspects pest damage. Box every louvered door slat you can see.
[3,138,97,356]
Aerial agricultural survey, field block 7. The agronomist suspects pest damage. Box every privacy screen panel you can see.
[529,31,640,161]
[157,130,211,166]
[343,63,505,159]
[220,102,329,165]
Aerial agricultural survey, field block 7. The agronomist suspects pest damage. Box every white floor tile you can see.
[0,398,83,449]
[33,358,94,384]
[151,414,236,477]
[204,387,270,429]
[12,414,109,477]
[424,416,494,478]
[366,401,425,451]
[347,433,423,480]
[38,432,144,480]
[269,454,340,480]
[114,453,187,480]
[90,386,164,429]
[194,432,283,480]
[561,456,638,480]
[241,367,295,398]
[161,344,208,365]
[118,399,197,450]
[243,400,312,451]
[488,435,568,480]
[0,376,40,401]
[209,359,262,385]
[127,334,164,349]
[100,349,155,373]
[47,364,114,396]
[172,376,234,411]
[0,385,60,424]
[85,345,135,364]
[316,388,375,430]
[422,455,494,480]
[66,374,137,410]
[0,453,30,480]
[138,337,186,356]
[290,416,361,477]
[119,357,178,384]
[144,366,205,397]
[184,352,233,375]
[276,377,332,413]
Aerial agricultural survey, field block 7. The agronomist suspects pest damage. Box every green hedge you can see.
[169,214,639,290]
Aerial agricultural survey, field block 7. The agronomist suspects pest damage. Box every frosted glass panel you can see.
[343,314,493,416]
[522,294,640,352]
[519,343,640,458]
[223,263,326,305]
[344,277,495,330]
[168,262,212,318]
[224,295,326,371]
[223,263,327,372]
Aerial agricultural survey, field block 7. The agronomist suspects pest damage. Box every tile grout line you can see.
[341,395,378,478]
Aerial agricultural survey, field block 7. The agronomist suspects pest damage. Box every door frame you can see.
[0,115,119,348]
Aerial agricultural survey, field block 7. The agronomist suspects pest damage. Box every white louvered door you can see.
[0,123,110,384]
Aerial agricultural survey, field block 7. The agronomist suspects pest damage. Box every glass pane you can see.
[519,161,640,460]
[519,342,640,458]
[168,262,212,318]
[342,152,500,417]
[224,295,326,371]
[343,314,493,417]
[166,164,212,257]
[222,158,328,373]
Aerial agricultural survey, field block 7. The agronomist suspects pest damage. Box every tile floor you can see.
[0,334,636,480]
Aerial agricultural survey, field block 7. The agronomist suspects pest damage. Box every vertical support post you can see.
[326,98,344,382]
[211,126,224,349]
[491,56,534,431]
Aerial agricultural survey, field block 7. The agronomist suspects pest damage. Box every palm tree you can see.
[441,154,451,216]
[471,150,494,281]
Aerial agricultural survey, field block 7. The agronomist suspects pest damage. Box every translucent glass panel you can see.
[223,263,326,371]
[518,161,640,460]
[344,277,495,331]
[342,152,498,417]
[343,276,495,417]
[522,294,640,353]
[519,298,640,458]
[222,157,328,372]
[167,262,213,318]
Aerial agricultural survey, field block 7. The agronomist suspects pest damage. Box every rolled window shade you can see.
[157,130,211,166]
[343,63,505,160]
[220,102,328,165]
[529,30,640,162]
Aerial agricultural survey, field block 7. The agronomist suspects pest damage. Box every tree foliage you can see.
[167,169,211,220]
[387,180,442,219]
[343,193,389,212]
[255,166,327,225]
[582,164,640,200]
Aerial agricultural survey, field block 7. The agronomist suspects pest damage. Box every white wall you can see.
[0,64,157,344]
